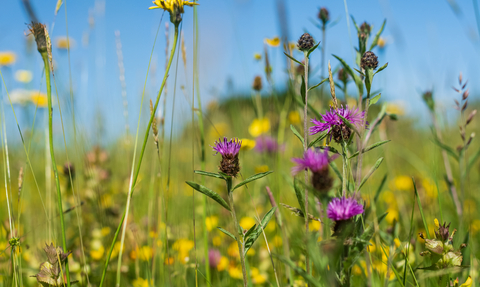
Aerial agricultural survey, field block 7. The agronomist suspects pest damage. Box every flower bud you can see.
[28,22,48,53]
[318,7,330,25]
[360,51,378,70]
[252,76,262,91]
[297,33,315,51]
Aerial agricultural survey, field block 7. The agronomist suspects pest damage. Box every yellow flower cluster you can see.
[248,118,270,137]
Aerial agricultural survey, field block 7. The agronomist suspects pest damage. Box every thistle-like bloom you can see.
[310,106,366,143]
[292,148,336,194]
[212,137,242,177]
[255,136,282,154]
[149,0,198,24]
[327,196,364,221]
[360,51,378,70]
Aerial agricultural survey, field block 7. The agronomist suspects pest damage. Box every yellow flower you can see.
[0,51,16,66]
[251,267,268,284]
[394,238,401,248]
[239,217,256,230]
[254,165,269,173]
[30,91,48,107]
[205,216,218,231]
[460,276,473,287]
[248,118,270,137]
[14,70,32,83]
[208,122,228,139]
[138,246,153,261]
[90,240,105,260]
[273,235,282,247]
[265,37,280,47]
[212,236,222,246]
[385,207,399,224]
[132,278,150,287]
[288,110,301,125]
[149,0,198,24]
[393,175,412,191]
[228,265,243,279]
[173,238,194,264]
[240,138,256,151]
[386,102,405,115]
[309,220,321,232]
[378,37,386,48]
[434,218,439,229]
[254,53,262,61]
[288,42,296,51]
[217,256,229,271]
[56,37,75,50]
[228,242,239,258]
[471,219,480,234]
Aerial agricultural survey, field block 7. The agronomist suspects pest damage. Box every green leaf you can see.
[467,148,480,173]
[300,76,306,104]
[357,157,384,191]
[369,19,387,51]
[374,62,388,76]
[307,42,321,58]
[280,203,321,222]
[369,93,381,107]
[329,161,342,181]
[244,207,277,255]
[349,140,390,159]
[377,212,389,224]
[283,52,304,66]
[431,135,459,162]
[232,171,273,191]
[273,254,321,287]
[350,16,360,33]
[413,178,430,239]
[293,177,306,214]
[354,68,365,77]
[307,78,328,92]
[308,130,328,148]
[194,170,224,180]
[185,181,231,211]
[333,54,356,81]
[318,145,340,154]
[244,224,256,239]
[290,124,305,145]
[217,227,236,241]
[374,174,387,203]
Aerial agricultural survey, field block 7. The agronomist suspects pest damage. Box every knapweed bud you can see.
[337,68,349,84]
[359,22,371,37]
[360,51,378,70]
[318,7,330,25]
[297,33,315,51]
[252,75,262,91]
[63,162,75,180]
[332,124,352,143]
[292,149,336,196]
[212,137,242,177]
[422,90,435,112]
[28,22,48,53]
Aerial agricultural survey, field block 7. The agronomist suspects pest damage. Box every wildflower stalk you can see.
[226,177,248,287]
[41,51,71,287]
[99,23,179,287]
[341,142,348,196]
[302,50,311,278]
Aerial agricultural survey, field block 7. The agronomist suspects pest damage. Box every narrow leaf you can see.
[374,174,387,203]
[300,76,306,104]
[293,177,306,214]
[280,203,321,222]
[185,181,231,211]
[273,254,321,287]
[336,112,361,136]
[354,68,365,77]
[358,157,384,191]
[307,78,328,92]
[374,62,388,76]
[349,140,390,159]
[333,54,356,80]
[369,93,381,107]
[232,171,273,191]
[217,227,236,241]
[244,207,277,255]
[290,125,305,145]
[431,136,459,162]
[308,130,328,148]
[244,224,256,239]
[284,52,303,66]
[413,178,430,239]
[307,42,321,58]
[369,19,387,51]
[194,170,224,180]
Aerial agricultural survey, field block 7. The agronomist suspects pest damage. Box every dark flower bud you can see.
[332,124,352,143]
[252,75,262,91]
[220,154,240,177]
[28,22,48,53]
[311,167,333,196]
[318,7,330,25]
[359,22,371,37]
[63,162,75,180]
[338,68,349,83]
[297,33,315,51]
[360,51,378,70]
[422,90,435,112]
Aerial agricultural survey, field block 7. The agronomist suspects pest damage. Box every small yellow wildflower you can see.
[254,165,269,173]
[460,276,473,287]
[434,218,440,229]
[377,37,386,48]
[385,207,399,224]
[273,235,283,247]
[254,53,262,61]
[246,248,256,256]
[239,217,256,230]
[288,42,296,51]
[0,51,16,66]
[394,238,401,248]
[149,0,198,24]
[228,265,243,279]
[228,242,239,258]
[265,220,276,232]
[138,246,153,261]
[264,36,280,47]
[251,267,268,284]
[471,219,480,234]
[240,138,256,151]
[248,118,270,137]
[90,240,105,260]
[288,110,301,125]
[309,220,321,232]
[393,175,412,191]
[212,236,222,246]
[217,256,229,271]
[205,216,218,231]
[208,122,228,139]
[132,278,150,287]
[56,37,75,50]
[14,70,32,83]
[165,257,174,265]
[30,91,48,107]
[386,102,405,115]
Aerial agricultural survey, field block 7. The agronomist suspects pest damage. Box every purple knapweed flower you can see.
[310,105,367,143]
[208,249,221,269]
[212,137,242,177]
[327,196,364,221]
[292,148,337,194]
[255,136,283,154]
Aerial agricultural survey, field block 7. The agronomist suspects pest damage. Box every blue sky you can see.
[0,0,479,141]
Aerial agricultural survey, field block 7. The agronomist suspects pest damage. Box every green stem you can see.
[342,142,348,196]
[226,178,248,287]
[41,52,71,287]
[303,51,310,279]
[98,23,179,287]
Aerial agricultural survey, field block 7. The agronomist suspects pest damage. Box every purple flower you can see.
[212,137,242,177]
[310,106,366,141]
[291,148,337,175]
[327,196,364,221]
[208,249,221,269]
[212,137,242,157]
[255,136,283,154]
